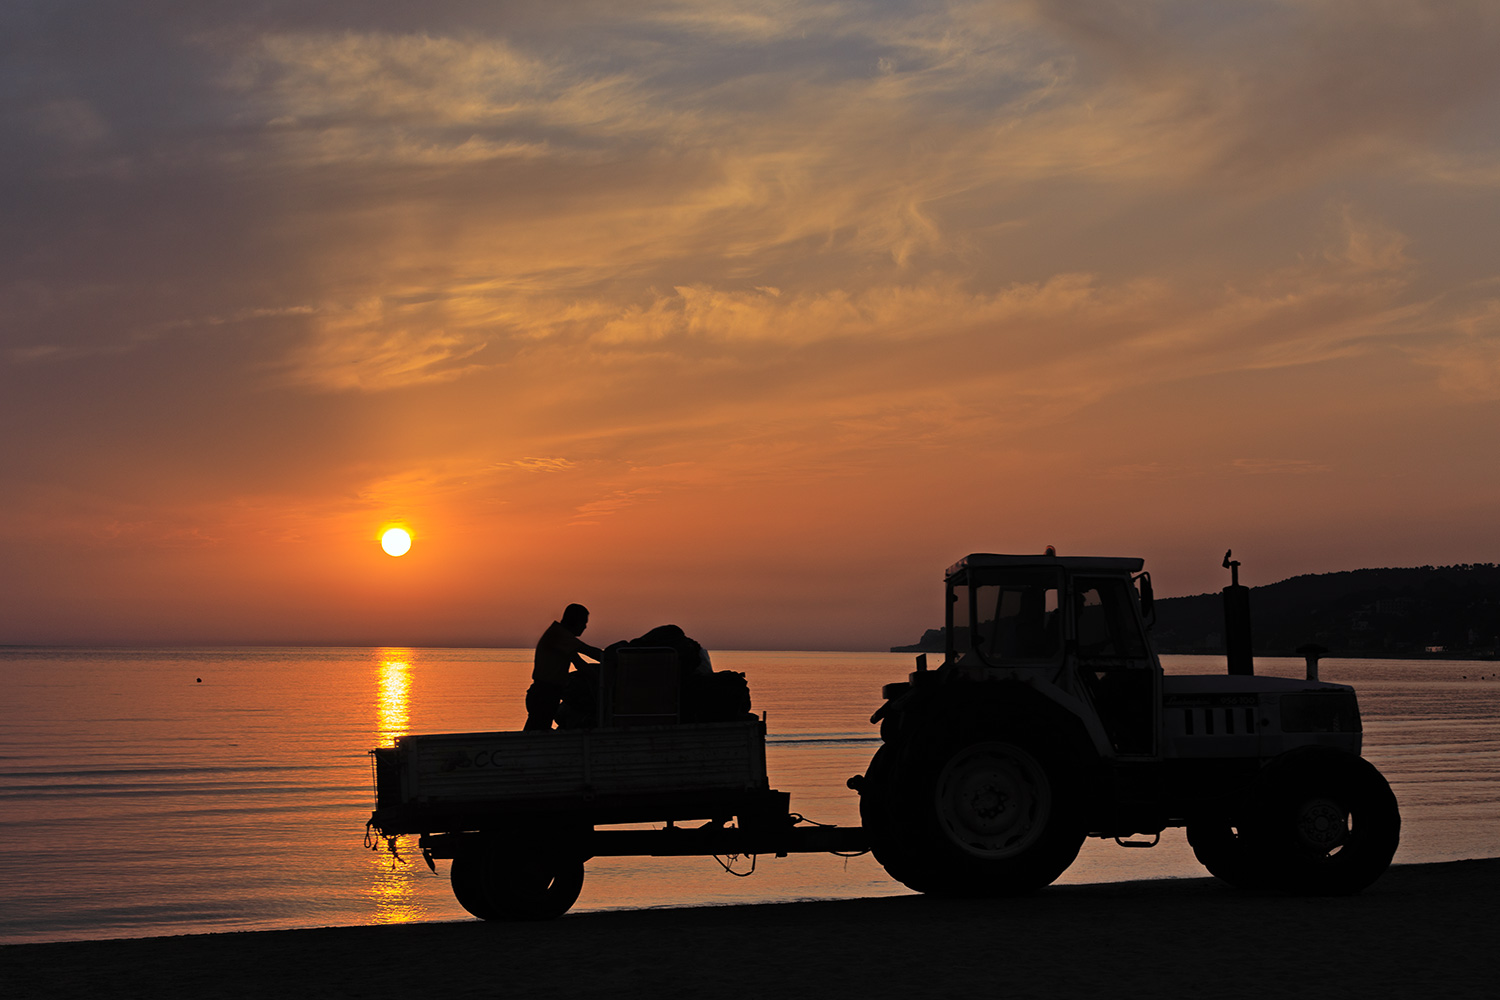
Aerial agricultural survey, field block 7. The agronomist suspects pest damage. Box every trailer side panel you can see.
[370,720,770,834]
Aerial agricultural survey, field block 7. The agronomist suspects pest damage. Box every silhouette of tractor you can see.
[854,552,1400,896]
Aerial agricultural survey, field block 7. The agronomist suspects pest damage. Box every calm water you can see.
[2,648,1498,945]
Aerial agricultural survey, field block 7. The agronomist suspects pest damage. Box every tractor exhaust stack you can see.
[1222,550,1253,676]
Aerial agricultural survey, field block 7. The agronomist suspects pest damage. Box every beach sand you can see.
[5,859,1497,999]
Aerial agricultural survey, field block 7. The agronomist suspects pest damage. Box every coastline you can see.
[5,859,1498,999]
[889,643,1500,660]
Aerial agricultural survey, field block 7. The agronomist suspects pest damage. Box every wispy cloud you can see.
[1107,458,1331,480]
[498,457,578,473]
[280,299,489,391]
[572,487,662,524]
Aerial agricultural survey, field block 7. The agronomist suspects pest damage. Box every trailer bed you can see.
[370,720,775,834]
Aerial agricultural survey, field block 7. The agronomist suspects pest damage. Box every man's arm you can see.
[557,630,603,662]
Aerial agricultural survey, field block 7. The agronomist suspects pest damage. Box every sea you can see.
[2,648,1498,945]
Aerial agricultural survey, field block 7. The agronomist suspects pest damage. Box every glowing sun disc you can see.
[381,528,412,557]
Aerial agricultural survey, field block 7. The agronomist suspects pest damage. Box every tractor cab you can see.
[942,553,1161,757]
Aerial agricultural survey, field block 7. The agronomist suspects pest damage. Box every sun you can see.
[381,528,412,557]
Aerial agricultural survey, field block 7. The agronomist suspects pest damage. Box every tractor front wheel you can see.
[1187,808,1262,889]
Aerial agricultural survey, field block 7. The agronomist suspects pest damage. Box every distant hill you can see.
[891,564,1500,659]
[1154,564,1500,658]
[891,628,956,653]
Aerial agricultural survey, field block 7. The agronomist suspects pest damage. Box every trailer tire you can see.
[1246,747,1400,896]
[450,854,502,920]
[450,850,586,920]
[864,721,1086,896]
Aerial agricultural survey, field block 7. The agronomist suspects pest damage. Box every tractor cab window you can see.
[1075,579,1149,661]
[952,573,1061,665]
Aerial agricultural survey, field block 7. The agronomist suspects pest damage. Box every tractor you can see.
[855,552,1400,895]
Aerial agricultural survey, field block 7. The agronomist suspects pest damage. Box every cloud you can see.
[1018,0,1500,188]
[1328,202,1410,273]
[225,30,670,168]
[280,299,489,391]
[1229,458,1332,476]
[498,457,578,473]
[571,487,662,524]
[1410,288,1500,400]
[1107,458,1332,481]
[568,212,1420,372]
[27,98,111,148]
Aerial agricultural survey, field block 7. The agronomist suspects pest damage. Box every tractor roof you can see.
[945,553,1145,578]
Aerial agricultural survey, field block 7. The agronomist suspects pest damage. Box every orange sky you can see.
[4,2,1499,648]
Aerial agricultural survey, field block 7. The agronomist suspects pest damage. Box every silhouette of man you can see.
[525,603,604,731]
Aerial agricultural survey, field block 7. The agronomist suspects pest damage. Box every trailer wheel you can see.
[1247,747,1400,896]
[1187,810,1262,889]
[450,850,586,920]
[864,726,1085,896]
[450,854,501,920]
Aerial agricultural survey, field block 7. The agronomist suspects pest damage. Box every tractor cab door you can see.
[1071,575,1159,757]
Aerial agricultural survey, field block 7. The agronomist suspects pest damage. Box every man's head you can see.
[561,603,590,635]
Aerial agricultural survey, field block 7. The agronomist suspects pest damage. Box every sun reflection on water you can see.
[377,651,411,741]
[368,649,425,924]
[366,847,428,925]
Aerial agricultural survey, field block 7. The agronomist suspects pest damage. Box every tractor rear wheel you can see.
[862,726,1086,896]
[1245,747,1399,895]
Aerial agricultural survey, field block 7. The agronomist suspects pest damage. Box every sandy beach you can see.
[5,859,1498,999]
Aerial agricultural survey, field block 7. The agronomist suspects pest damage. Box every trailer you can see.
[368,716,864,919]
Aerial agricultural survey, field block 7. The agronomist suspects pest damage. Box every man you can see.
[524,603,604,731]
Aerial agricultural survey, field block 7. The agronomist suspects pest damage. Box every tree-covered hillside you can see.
[1153,564,1500,657]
